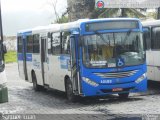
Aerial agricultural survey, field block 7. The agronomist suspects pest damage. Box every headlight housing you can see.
[82,77,99,87]
[135,73,147,84]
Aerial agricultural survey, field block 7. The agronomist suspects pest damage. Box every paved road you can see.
[0,63,160,119]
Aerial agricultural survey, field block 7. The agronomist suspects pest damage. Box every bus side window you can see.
[33,34,40,53]
[51,32,61,55]
[62,31,70,54]
[152,27,160,50]
[47,32,52,54]
[155,27,160,49]
[143,28,151,50]
[26,35,33,53]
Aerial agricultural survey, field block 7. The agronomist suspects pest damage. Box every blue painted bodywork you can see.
[77,18,147,96]
[80,61,147,96]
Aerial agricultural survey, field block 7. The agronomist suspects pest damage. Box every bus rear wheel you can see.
[118,93,129,99]
[66,79,77,102]
[32,72,42,91]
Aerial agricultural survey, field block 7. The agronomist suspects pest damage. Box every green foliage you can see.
[146,12,157,19]
[55,16,68,23]
[4,51,17,63]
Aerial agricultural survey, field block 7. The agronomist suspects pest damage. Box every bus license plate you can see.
[112,88,123,92]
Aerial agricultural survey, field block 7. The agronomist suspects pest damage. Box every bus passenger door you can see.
[41,37,49,86]
[17,36,27,80]
[70,36,79,94]
[23,36,28,80]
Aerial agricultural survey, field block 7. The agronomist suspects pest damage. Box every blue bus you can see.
[17,18,147,102]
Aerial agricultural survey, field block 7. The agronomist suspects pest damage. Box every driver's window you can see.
[70,37,76,66]
[62,31,70,54]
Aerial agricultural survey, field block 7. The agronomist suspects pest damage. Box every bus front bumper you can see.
[81,78,147,97]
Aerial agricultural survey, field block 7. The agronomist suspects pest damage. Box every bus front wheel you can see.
[118,93,129,99]
[66,79,77,102]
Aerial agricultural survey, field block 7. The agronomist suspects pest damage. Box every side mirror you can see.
[3,44,7,54]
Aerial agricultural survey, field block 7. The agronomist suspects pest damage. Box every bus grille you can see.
[94,70,138,78]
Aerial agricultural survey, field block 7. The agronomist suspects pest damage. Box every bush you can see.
[4,51,17,63]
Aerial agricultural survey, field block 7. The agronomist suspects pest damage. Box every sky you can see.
[1,0,67,36]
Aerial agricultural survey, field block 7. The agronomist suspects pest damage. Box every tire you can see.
[118,93,129,99]
[65,79,77,102]
[32,72,42,91]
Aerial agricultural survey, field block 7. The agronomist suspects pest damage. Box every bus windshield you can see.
[82,32,145,68]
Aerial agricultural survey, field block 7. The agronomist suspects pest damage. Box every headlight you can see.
[82,77,99,87]
[135,73,147,84]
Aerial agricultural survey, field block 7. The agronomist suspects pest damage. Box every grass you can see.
[4,51,17,63]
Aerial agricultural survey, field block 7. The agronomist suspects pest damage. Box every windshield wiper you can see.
[123,29,132,44]
[94,31,110,46]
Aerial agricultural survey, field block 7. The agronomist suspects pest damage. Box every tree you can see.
[55,16,68,23]
[49,0,69,23]
[146,11,157,19]
[49,0,60,22]
[67,0,95,21]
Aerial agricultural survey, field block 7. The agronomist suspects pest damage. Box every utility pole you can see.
[0,0,4,61]
[0,0,3,43]
[0,0,8,104]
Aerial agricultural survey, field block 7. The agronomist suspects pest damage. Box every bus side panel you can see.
[146,51,154,66]
[146,51,155,81]
[48,55,70,92]
[18,53,25,80]
[146,50,160,81]
[154,67,160,81]
[32,54,44,86]
[153,51,160,81]
[26,53,33,83]
[147,66,155,81]
[153,51,160,66]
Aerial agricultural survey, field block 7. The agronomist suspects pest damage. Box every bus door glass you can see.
[70,36,78,92]
[23,35,28,80]
[17,36,24,79]
[41,36,49,85]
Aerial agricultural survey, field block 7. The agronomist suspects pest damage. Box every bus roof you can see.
[142,20,160,27]
[18,18,140,34]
